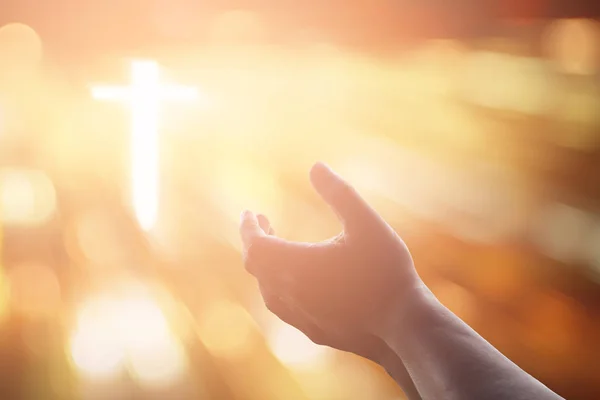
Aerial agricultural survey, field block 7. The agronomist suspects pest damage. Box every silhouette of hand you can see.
[240,163,423,351]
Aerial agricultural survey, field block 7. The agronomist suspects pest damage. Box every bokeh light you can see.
[0,168,57,226]
[267,320,330,369]
[69,296,127,381]
[65,209,125,268]
[128,333,188,389]
[197,300,255,360]
[118,295,173,349]
[68,284,188,387]
[0,23,43,68]
[544,19,600,75]
[0,6,599,399]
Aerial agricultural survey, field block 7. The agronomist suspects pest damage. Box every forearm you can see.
[376,286,564,400]
[377,344,422,400]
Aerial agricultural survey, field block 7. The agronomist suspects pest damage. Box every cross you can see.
[92,60,198,231]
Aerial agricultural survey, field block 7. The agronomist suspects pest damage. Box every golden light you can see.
[123,294,189,389]
[267,320,330,370]
[544,19,600,75]
[91,60,198,231]
[69,287,188,387]
[211,159,283,249]
[66,209,125,268]
[335,138,451,224]
[0,23,43,68]
[7,263,61,319]
[0,168,57,226]
[197,300,255,359]
[462,52,554,115]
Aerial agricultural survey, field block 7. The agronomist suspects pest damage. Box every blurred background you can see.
[0,0,599,399]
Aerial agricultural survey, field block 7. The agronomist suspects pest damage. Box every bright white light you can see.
[69,297,126,380]
[69,289,188,387]
[71,327,125,380]
[128,335,188,389]
[119,296,172,349]
[91,60,198,231]
[267,321,330,369]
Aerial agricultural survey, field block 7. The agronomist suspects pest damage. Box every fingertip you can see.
[240,209,255,222]
[239,210,263,246]
[311,161,346,201]
[310,162,369,225]
[311,161,329,172]
[240,210,262,231]
[310,161,331,181]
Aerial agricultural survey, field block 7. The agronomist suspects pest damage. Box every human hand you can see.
[253,214,391,364]
[240,163,424,348]
[254,207,423,400]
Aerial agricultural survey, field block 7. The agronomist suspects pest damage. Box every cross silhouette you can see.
[92,61,198,230]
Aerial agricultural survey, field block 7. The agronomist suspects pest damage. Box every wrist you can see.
[353,334,395,365]
[369,279,433,343]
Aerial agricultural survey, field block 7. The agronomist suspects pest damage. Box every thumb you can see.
[310,162,370,226]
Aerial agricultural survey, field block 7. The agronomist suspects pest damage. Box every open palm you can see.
[240,162,421,338]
